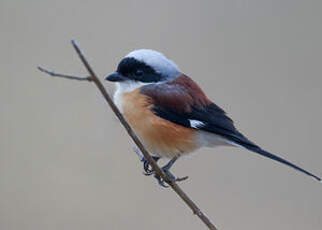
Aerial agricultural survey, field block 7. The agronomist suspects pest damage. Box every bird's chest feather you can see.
[114,88,199,157]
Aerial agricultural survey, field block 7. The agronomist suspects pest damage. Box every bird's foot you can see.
[133,146,160,175]
[142,156,188,187]
[154,168,189,188]
[142,156,160,175]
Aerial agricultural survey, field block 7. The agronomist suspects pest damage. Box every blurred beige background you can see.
[1,0,322,229]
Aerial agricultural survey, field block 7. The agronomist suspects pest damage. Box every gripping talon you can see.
[140,155,188,187]
[154,174,169,188]
[175,176,189,182]
[142,156,160,175]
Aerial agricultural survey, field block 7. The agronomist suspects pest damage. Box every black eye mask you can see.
[116,57,164,82]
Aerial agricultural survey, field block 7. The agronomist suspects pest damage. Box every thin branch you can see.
[37,66,92,81]
[38,40,219,230]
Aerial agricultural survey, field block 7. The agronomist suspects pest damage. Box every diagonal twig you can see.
[38,40,219,230]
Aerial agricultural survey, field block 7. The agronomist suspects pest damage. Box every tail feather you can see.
[238,142,321,182]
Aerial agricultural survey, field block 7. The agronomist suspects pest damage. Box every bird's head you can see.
[105,49,180,90]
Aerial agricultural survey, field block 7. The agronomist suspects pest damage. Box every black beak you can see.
[105,72,126,82]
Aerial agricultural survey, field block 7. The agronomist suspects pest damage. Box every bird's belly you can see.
[117,89,200,158]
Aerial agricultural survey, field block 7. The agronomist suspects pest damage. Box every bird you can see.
[105,49,320,186]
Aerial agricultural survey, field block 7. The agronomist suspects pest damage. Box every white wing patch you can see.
[189,119,205,129]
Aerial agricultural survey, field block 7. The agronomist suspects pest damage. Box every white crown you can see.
[126,49,180,79]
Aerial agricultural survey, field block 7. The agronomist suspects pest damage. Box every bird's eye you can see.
[135,70,143,77]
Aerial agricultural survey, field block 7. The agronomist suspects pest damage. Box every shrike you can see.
[106,49,320,186]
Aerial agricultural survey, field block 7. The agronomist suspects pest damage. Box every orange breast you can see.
[120,88,199,158]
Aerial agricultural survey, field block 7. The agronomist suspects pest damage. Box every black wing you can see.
[141,74,321,182]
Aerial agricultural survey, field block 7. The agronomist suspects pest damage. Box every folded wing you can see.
[141,74,255,147]
[141,74,321,181]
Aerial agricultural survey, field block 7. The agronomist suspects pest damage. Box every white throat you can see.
[115,80,150,94]
[113,80,150,112]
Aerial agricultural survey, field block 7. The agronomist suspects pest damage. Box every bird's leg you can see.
[142,156,160,175]
[162,155,178,173]
[143,155,177,178]
[154,156,189,187]
[133,147,188,187]
[154,156,178,187]
[133,146,160,175]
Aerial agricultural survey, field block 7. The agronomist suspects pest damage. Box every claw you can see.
[142,156,160,175]
[139,155,188,187]
[154,168,189,187]
[154,174,169,187]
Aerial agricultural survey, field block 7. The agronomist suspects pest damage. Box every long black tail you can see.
[238,142,321,182]
[196,108,320,181]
